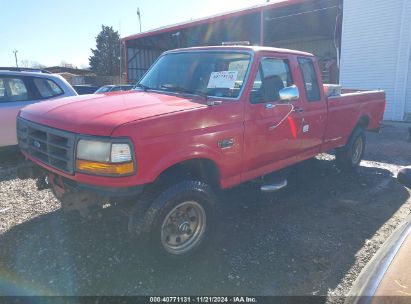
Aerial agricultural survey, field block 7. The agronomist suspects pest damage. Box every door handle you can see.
[268,124,278,131]
[293,107,304,113]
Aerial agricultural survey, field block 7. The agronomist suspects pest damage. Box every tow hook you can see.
[36,176,51,191]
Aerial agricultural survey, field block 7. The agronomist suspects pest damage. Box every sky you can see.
[0,0,267,68]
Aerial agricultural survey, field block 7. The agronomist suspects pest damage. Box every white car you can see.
[0,68,77,148]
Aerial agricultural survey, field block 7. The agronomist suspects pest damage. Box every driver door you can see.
[243,56,304,180]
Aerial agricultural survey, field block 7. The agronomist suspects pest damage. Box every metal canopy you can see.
[263,0,342,44]
[124,0,343,83]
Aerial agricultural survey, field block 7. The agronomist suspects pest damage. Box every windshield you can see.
[138,51,251,99]
[95,86,112,93]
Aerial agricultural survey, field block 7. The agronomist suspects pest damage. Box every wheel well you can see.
[155,159,220,189]
[357,115,370,130]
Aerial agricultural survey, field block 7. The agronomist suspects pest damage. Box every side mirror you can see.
[279,85,299,102]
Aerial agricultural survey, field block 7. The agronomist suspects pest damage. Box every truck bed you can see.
[322,88,386,152]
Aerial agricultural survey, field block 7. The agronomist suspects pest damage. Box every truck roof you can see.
[164,45,314,57]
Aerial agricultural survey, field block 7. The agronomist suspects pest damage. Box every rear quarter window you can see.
[0,79,4,97]
[0,77,29,102]
[298,57,321,102]
[33,78,64,98]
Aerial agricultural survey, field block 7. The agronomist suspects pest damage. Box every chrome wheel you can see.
[352,137,364,164]
[160,201,206,255]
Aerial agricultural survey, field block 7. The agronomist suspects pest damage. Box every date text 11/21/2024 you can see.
[150,297,257,303]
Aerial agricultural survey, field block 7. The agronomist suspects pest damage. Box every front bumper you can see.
[71,178,145,197]
[17,159,145,198]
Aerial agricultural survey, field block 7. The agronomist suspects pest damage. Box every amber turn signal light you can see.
[76,159,134,176]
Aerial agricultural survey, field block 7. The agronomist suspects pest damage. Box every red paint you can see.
[287,116,297,139]
[19,46,385,190]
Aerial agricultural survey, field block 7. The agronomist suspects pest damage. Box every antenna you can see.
[13,49,19,68]
[119,21,122,84]
[137,8,142,32]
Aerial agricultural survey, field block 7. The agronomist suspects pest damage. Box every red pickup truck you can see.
[16,46,385,258]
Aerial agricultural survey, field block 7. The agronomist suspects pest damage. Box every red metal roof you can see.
[122,0,309,42]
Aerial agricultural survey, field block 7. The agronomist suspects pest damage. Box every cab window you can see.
[250,58,293,104]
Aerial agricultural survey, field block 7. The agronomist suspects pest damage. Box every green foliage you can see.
[89,25,121,76]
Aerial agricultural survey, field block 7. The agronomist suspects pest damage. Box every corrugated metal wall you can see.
[126,12,261,84]
[340,0,411,121]
[271,38,338,83]
[272,39,335,58]
[127,47,164,83]
[406,48,411,119]
[125,1,342,87]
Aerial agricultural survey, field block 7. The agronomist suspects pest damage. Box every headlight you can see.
[77,140,111,162]
[76,139,134,176]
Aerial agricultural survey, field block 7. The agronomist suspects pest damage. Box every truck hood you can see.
[19,90,206,136]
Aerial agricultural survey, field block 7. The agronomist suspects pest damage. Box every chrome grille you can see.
[17,118,75,174]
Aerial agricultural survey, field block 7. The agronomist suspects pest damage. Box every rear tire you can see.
[335,128,366,171]
[128,180,216,260]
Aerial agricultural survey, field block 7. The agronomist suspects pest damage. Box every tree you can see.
[89,25,122,76]
[20,60,46,69]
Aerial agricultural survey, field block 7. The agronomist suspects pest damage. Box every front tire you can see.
[335,128,366,171]
[128,180,216,259]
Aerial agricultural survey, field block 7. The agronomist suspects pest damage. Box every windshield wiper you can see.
[135,83,151,91]
[160,84,208,99]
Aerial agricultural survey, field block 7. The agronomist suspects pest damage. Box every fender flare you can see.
[145,144,222,183]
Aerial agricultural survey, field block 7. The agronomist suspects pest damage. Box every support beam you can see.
[260,10,264,46]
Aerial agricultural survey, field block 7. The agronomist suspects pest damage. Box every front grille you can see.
[17,118,75,174]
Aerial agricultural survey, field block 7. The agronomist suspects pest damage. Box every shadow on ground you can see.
[0,156,409,296]
[363,126,411,166]
[0,148,23,183]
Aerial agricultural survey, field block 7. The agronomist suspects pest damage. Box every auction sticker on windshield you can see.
[207,71,238,89]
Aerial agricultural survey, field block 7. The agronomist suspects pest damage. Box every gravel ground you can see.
[0,124,410,300]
